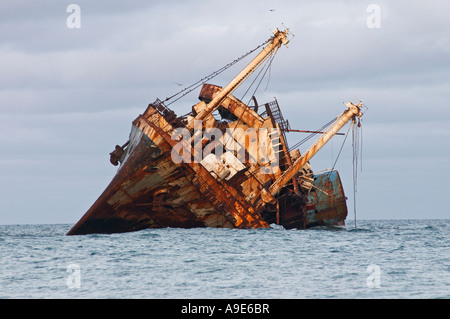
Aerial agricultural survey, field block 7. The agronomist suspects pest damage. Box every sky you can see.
[1,0,449,225]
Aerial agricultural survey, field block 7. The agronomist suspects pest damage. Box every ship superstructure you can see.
[67,29,363,235]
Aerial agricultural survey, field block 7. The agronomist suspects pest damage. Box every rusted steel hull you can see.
[258,172,347,230]
[67,99,347,235]
[67,119,234,235]
[68,98,271,235]
[67,30,356,235]
[304,170,347,227]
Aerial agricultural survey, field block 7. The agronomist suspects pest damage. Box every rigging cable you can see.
[352,116,363,229]
[288,117,337,151]
[241,47,278,104]
[315,120,352,207]
[163,39,271,107]
[153,39,271,131]
[156,38,279,155]
[331,120,352,172]
[222,48,279,150]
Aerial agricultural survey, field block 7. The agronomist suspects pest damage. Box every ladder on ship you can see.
[261,99,291,172]
[263,98,291,132]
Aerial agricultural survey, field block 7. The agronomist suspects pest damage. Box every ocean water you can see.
[0,220,449,299]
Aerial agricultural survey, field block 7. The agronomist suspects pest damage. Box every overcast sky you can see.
[1,0,449,225]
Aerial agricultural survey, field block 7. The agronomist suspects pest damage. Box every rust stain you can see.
[67,29,362,235]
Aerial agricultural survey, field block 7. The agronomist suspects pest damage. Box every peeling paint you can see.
[67,29,361,235]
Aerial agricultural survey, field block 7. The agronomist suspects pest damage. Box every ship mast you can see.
[269,101,364,196]
[192,29,290,123]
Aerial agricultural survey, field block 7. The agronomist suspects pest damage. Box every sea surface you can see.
[0,220,449,299]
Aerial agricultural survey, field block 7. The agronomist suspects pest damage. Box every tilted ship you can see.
[67,29,364,235]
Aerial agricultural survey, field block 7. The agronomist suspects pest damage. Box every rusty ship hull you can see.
[67,29,360,236]
[67,89,347,235]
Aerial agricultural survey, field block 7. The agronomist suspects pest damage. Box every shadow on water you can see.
[306,225,348,232]
[306,224,373,233]
[346,227,372,233]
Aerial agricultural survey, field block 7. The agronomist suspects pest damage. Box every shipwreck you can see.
[67,29,364,235]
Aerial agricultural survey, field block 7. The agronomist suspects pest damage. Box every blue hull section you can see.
[304,170,348,227]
